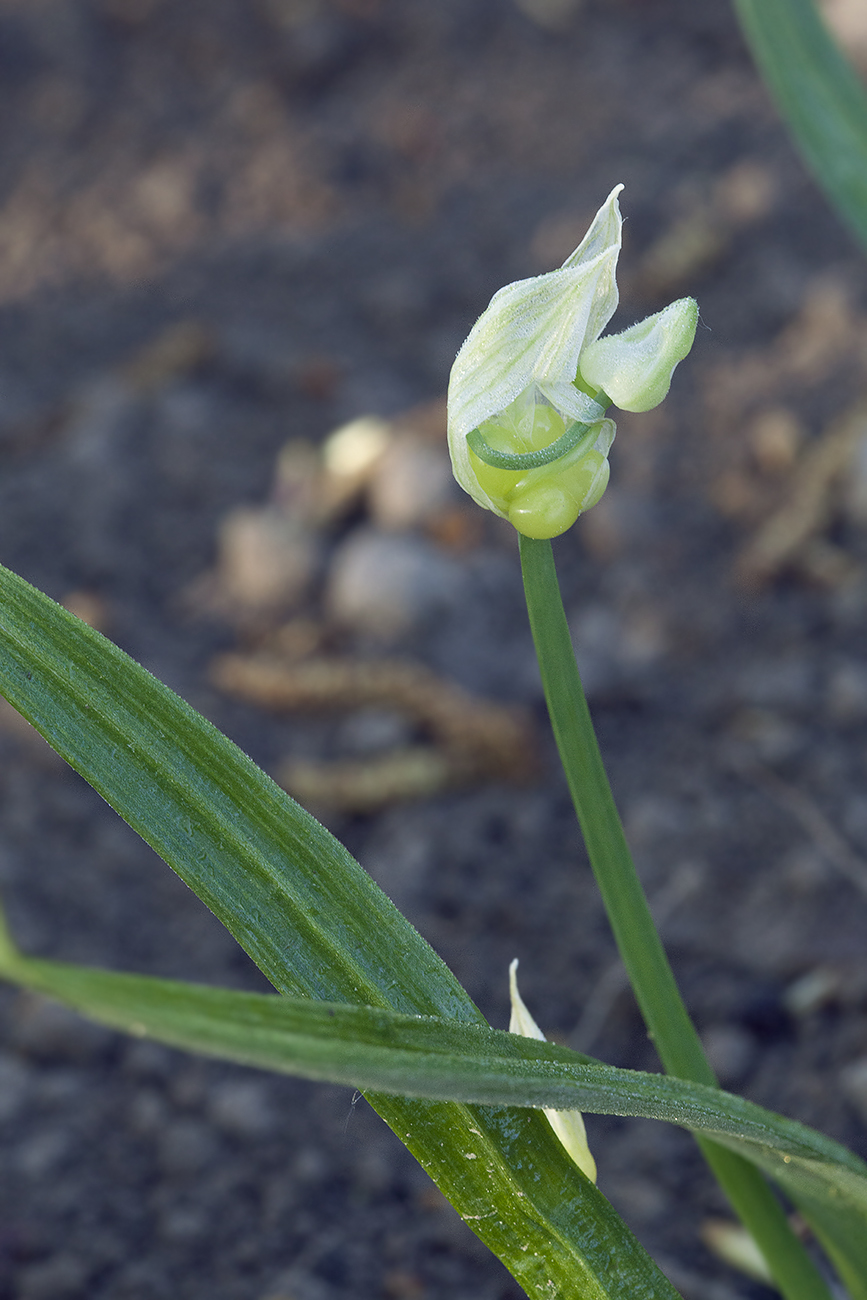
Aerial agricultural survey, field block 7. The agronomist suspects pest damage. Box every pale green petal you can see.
[579,297,698,413]
[560,183,624,272]
[536,380,604,426]
[509,961,597,1183]
[559,181,624,347]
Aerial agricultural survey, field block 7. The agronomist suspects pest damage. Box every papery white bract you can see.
[509,960,597,1183]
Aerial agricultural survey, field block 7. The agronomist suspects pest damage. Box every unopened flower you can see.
[509,960,597,1183]
[447,186,697,539]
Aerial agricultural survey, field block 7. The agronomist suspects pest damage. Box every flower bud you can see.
[447,186,624,520]
[509,960,597,1182]
[578,297,698,413]
[447,188,698,538]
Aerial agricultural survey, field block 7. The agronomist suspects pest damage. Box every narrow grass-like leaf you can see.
[734,0,867,255]
[4,947,866,1294]
[0,564,679,1300]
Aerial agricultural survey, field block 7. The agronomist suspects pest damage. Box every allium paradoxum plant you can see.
[447,185,698,538]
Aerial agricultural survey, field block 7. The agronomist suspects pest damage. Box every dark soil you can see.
[0,2,865,1298]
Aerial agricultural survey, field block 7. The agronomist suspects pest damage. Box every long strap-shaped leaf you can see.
[734,0,867,256]
[0,564,679,1300]
[4,943,867,1299]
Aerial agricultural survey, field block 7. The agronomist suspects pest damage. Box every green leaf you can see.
[5,948,866,1296]
[734,0,867,256]
[0,563,679,1300]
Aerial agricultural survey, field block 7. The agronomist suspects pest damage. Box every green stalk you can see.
[519,534,832,1300]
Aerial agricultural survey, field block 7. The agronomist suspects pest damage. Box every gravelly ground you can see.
[0,2,866,1297]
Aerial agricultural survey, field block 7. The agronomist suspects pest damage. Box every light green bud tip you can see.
[578,297,698,413]
[509,960,597,1183]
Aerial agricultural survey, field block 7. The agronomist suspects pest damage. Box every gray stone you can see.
[367,436,456,531]
[0,1049,28,1121]
[841,1056,867,1124]
[217,505,318,612]
[15,1253,92,1300]
[337,707,413,755]
[208,1078,275,1138]
[701,1023,757,1085]
[157,1118,219,1176]
[325,528,462,638]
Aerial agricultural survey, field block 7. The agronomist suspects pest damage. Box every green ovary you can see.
[470,403,567,508]
[467,398,610,538]
[508,451,609,539]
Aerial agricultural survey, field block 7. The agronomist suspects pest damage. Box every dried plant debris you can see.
[1,319,214,458]
[698,276,867,588]
[211,652,536,811]
[636,161,777,296]
[280,747,454,814]
[735,402,867,588]
[191,397,517,809]
[120,321,214,391]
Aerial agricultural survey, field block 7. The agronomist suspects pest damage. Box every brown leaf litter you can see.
[211,651,537,813]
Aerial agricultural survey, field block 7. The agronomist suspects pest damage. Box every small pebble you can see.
[15,1253,91,1300]
[10,992,112,1063]
[337,707,413,755]
[725,707,805,763]
[325,528,461,638]
[748,407,803,474]
[260,1266,330,1300]
[826,661,867,722]
[217,506,317,612]
[0,1049,29,1121]
[513,0,583,31]
[701,1023,757,1085]
[782,968,840,1017]
[157,1118,218,1176]
[128,1087,167,1136]
[844,432,867,525]
[735,656,811,709]
[208,1078,275,1139]
[157,1203,210,1244]
[840,1056,867,1125]
[367,435,456,531]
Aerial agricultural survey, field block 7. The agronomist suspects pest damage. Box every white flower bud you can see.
[578,297,698,413]
[448,185,623,518]
[509,960,597,1183]
[447,188,698,538]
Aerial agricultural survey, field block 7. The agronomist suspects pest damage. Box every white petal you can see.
[561,183,624,272]
[559,182,624,348]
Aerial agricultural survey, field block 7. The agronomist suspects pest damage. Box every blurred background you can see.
[0,1,866,1297]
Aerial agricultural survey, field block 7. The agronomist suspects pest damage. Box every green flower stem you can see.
[519,535,833,1300]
